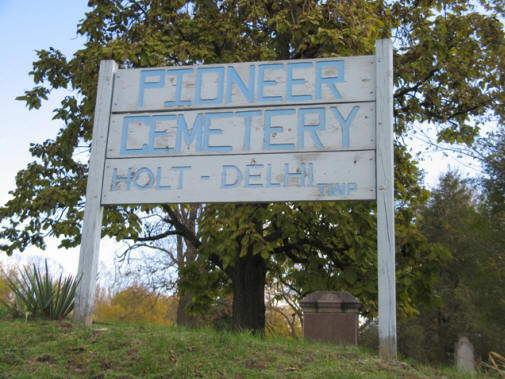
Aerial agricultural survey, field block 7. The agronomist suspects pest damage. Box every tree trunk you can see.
[176,290,196,327]
[175,227,197,328]
[229,250,267,334]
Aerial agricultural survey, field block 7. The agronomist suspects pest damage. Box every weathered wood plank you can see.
[106,103,375,158]
[74,60,117,326]
[112,56,375,113]
[375,39,397,360]
[101,150,376,204]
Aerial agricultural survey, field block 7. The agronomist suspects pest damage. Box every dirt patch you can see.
[126,348,138,356]
[244,359,266,370]
[334,352,359,360]
[99,358,113,370]
[302,355,316,363]
[68,346,86,353]
[35,354,54,363]
[66,360,85,374]
[58,321,74,332]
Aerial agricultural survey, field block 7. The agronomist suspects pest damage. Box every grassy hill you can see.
[0,319,488,378]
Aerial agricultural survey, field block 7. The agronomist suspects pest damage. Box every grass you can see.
[0,319,493,378]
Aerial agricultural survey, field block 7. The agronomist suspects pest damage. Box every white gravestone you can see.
[455,336,476,373]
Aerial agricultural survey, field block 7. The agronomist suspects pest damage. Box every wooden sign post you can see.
[375,39,396,360]
[73,60,117,326]
[74,39,396,359]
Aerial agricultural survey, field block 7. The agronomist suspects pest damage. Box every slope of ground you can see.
[0,320,486,378]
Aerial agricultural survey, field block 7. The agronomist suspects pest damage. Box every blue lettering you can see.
[171,166,191,189]
[226,66,255,104]
[267,164,281,188]
[164,68,193,106]
[120,116,149,156]
[245,164,264,188]
[195,67,225,105]
[176,113,203,152]
[308,163,314,186]
[221,165,242,188]
[133,167,154,190]
[286,62,312,101]
[330,105,359,148]
[298,108,325,148]
[149,115,176,154]
[317,183,326,196]
[347,182,358,194]
[258,64,283,102]
[328,183,346,196]
[317,182,358,196]
[155,167,171,190]
[203,112,233,152]
[284,163,305,187]
[264,109,295,151]
[316,60,344,100]
[112,168,132,191]
[236,110,261,151]
[138,70,165,108]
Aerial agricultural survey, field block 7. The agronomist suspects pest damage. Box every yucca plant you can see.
[0,260,81,320]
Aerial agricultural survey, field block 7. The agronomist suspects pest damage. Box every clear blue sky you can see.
[0,0,480,274]
[0,1,118,274]
[1,0,88,206]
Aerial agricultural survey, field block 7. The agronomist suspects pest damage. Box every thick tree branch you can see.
[162,204,225,269]
[162,204,201,249]
[136,229,179,242]
[279,277,303,297]
[394,68,439,99]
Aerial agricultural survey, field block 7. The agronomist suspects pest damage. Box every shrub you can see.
[94,284,175,325]
[0,260,80,320]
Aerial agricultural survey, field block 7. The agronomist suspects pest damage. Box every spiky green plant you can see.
[0,260,80,320]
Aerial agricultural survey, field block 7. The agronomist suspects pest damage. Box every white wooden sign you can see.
[102,56,377,204]
[75,40,397,360]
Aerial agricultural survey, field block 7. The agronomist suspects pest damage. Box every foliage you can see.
[196,193,441,323]
[397,172,505,363]
[0,260,80,320]
[479,127,505,215]
[0,263,16,318]
[203,295,234,330]
[265,282,302,338]
[265,303,302,339]
[1,0,505,330]
[0,319,485,378]
[481,351,505,377]
[113,203,202,327]
[0,262,15,304]
[94,284,176,325]
[93,279,299,336]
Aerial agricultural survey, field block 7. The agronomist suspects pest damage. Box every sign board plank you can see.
[101,150,376,204]
[112,56,375,113]
[106,103,375,158]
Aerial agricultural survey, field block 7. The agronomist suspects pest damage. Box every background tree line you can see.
[362,168,505,363]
